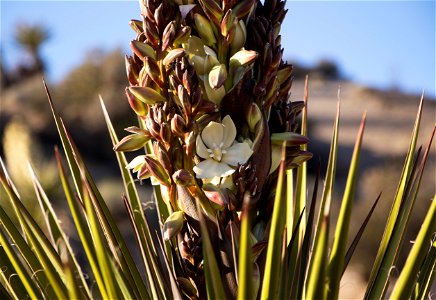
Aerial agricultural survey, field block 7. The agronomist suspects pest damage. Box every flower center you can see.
[207,142,226,162]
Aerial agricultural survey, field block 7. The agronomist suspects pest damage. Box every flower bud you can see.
[129,86,166,105]
[144,17,159,47]
[129,19,143,34]
[286,150,313,169]
[143,155,171,186]
[221,9,236,37]
[145,116,161,140]
[276,66,293,85]
[162,21,176,51]
[160,123,172,146]
[126,155,146,172]
[163,48,186,66]
[145,57,164,88]
[247,103,262,132]
[230,49,258,68]
[203,53,219,75]
[172,169,195,186]
[126,88,147,116]
[202,183,229,206]
[203,78,226,105]
[233,0,256,19]
[171,114,186,137]
[125,55,139,85]
[163,211,185,240]
[194,13,217,46]
[185,131,196,156]
[197,0,222,25]
[230,20,246,55]
[178,84,191,114]
[174,26,191,46]
[208,64,227,89]
[154,3,165,31]
[130,40,156,60]
[270,132,310,146]
[114,133,150,152]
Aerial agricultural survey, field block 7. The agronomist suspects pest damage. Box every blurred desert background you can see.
[1,2,435,298]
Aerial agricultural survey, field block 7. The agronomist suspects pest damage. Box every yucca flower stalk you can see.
[115,0,311,297]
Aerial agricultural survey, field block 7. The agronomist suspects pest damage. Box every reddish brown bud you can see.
[172,169,195,186]
[171,114,186,137]
[162,21,176,51]
[126,88,147,116]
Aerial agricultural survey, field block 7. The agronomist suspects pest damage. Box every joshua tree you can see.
[14,23,50,73]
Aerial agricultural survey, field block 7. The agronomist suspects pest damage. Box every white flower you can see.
[193,115,253,179]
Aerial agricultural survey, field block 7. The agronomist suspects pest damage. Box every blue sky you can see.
[1,0,435,98]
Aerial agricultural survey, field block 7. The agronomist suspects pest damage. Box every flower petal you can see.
[221,115,237,148]
[222,142,253,166]
[201,121,224,149]
[126,155,146,170]
[193,159,235,178]
[196,134,210,159]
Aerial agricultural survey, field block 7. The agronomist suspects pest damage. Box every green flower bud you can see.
[129,86,166,105]
[194,14,217,46]
[126,88,147,116]
[162,211,185,240]
[276,66,293,85]
[114,133,149,152]
[130,40,156,60]
[247,103,262,132]
[230,20,246,55]
[173,26,191,46]
[208,64,227,89]
[230,49,258,68]
[163,48,186,66]
[270,132,310,146]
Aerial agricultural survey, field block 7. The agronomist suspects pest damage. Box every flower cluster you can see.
[114,0,312,296]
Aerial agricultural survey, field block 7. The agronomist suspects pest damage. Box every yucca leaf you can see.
[55,145,106,299]
[0,245,24,300]
[0,161,67,299]
[260,144,287,300]
[292,162,320,300]
[365,97,424,299]
[62,256,83,300]
[157,235,183,299]
[28,162,92,299]
[279,207,306,300]
[390,126,435,299]
[305,214,329,300]
[414,238,436,300]
[0,273,14,300]
[80,172,123,299]
[303,98,340,296]
[237,196,253,300]
[101,98,164,300]
[343,192,382,275]
[326,112,366,299]
[0,225,42,300]
[197,203,226,300]
[390,194,436,299]
[294,75,309,245]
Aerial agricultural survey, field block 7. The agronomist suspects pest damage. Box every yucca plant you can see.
[1,0,435,299]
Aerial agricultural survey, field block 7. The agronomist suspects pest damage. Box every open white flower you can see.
[194,115,253,179]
